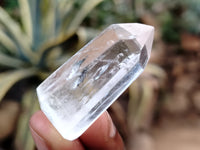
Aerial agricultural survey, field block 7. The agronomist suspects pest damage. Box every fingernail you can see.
[106,112,117,138]
[30,127,49,150]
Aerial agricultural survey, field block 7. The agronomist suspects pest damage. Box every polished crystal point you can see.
[37,23,154,140]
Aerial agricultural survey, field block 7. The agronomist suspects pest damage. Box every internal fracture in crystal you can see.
[37,23,154,140]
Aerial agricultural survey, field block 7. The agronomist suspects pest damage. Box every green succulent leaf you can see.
[0,7,23,39]
[40,0,57,41]
[0,68,36,102]
[57,0,74,28]
[128,78,155,130]
[0,7,38,64]
[18,0,33,42]
[76,27,99,49]
[0,53,25,68]
[37,0,104,60]
[66,0,104,37]
[26,0,42,51]
[0,29,18,55]
[144,64,166,80]
[25,0,58,51]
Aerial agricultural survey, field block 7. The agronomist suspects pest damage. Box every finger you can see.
[29,111,84,150]
[80,111,124,150]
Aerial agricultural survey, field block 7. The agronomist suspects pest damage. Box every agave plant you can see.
[0,0,103,149]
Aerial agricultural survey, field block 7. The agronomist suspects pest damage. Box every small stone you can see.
[192,90,200,112]
[164,92,190,115]
[174,75,195,93]
[128,132,155,150]
[37,23,154,140]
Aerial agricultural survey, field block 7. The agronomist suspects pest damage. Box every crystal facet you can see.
[37,23,154,140]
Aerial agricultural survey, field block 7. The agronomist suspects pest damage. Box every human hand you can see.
[29,111,124,150]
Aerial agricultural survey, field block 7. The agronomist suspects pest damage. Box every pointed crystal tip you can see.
[117,23,154,58]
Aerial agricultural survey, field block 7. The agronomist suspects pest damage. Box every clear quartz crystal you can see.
[37,23,154,140]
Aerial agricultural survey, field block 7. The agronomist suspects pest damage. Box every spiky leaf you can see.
[0,68,36,102]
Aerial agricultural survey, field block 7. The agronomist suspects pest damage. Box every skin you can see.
[29,111,124,150]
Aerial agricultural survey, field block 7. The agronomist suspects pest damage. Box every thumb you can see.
[80,111,124,150]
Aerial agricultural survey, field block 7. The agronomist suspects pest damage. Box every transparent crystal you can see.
[37,23,154,140]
